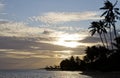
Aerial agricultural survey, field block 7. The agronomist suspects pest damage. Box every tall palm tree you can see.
[99,21,109,49]
[100,0,120,45]
[89,21,105,47]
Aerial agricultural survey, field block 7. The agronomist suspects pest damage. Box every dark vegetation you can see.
[59,0,120,71]
[45,0,120,71]
[45,65,60,71]
[60,56,86,71]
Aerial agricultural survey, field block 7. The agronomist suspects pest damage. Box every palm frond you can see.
[100,7,108,10]
[91,30,96,36]
[89,29,96,36]
[115,10,120,15]
[113,0,118,7]
[88,26,93,29]
[115,15,120,20]
[114,8,119,11]
[103,29,107,33]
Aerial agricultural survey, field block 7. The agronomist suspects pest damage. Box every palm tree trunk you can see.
[109,23,113,50]
[103,33,109,49]
[99,34,105,47]
[112,23,117,39]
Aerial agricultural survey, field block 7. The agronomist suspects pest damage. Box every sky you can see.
[0,0,120,69]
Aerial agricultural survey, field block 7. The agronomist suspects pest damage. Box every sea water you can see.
[0,69,120,78]
[0,69,90,78]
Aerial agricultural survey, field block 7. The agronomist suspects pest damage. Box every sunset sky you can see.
[0,0,120,69]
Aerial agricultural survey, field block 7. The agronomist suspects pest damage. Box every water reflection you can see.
[1,70,120,78]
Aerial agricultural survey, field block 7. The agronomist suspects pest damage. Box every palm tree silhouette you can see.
[99,21,109,49]
[89,21,105,47]
[100,0,120,47]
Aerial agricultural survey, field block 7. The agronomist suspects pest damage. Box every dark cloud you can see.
[0,20,9,24]
[80,29,120,43]
[82,29,120,43]
[42,30,53,35]
[0,36,36,50]
[79,36,100,43]
[0,36,73,51]
[37,37,57,41]
[71,45,86,55]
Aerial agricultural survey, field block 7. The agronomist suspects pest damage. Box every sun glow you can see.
[55,34,83,48]
[55,40,79,48]
[39,33,88,48]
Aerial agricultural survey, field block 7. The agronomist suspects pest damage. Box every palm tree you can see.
[99,21,109,49]
[89,21,105,47]
[100,0,120,46]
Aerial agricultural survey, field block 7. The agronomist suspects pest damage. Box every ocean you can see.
[0,69,120,78]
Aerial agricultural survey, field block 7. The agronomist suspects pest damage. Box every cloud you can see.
[0,22,43,37]
[0,21,67,38]
[0,21,89,53]
[42,30,54,35]
[0,36,36,50]
[29,11,102,24]
[0,35,82,58]
[0,21,89,69]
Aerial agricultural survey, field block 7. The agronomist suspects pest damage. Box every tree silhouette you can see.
[76,56,81,65]
[84,46,110,70]
[89,21,105,47]
[85,46,108,63]
[60,56,86,70]
[60,59,70,70]
[100,0,120,49]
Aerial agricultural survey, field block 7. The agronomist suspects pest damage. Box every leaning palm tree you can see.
[100,0,120,46]
[89,21,105,47]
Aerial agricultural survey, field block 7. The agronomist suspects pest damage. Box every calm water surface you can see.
[0,70,90,78]
[0,69,120,78]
